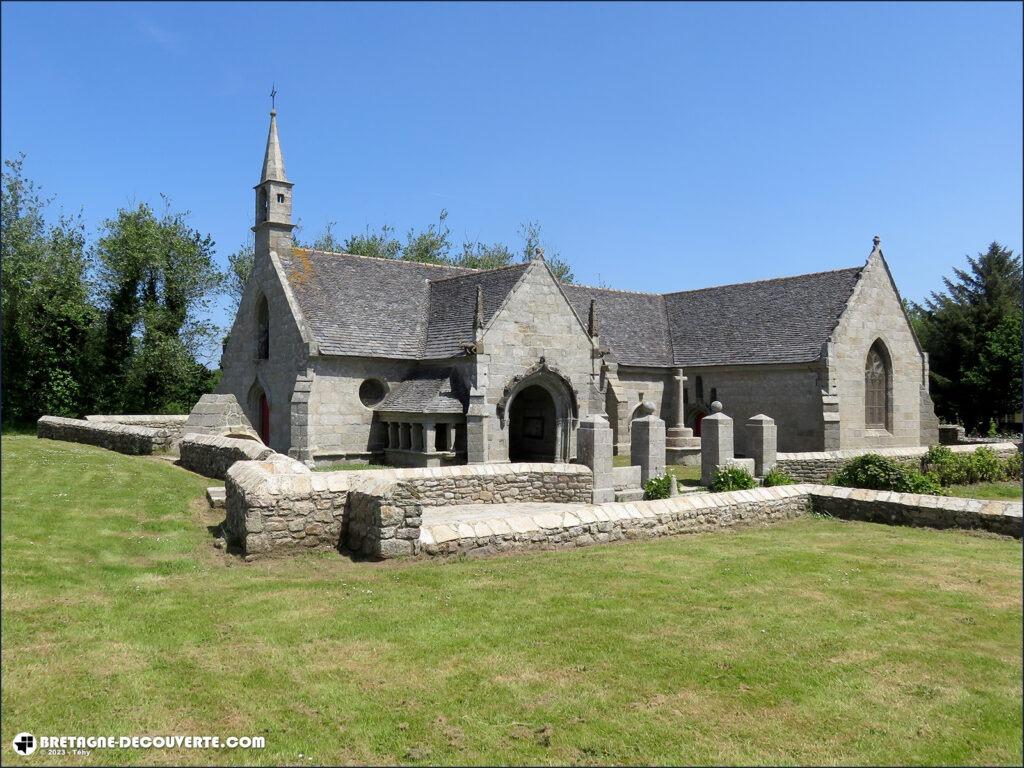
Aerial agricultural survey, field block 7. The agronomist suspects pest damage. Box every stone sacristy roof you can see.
[278,247,864,367]
[375,367,467,414]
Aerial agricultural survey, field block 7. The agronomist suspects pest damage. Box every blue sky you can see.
[2,1,1021,361]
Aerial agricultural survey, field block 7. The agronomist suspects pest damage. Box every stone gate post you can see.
[700,401,733,487]
[630,401,666,485]
[577,413,615,503]
[746,414,777,477]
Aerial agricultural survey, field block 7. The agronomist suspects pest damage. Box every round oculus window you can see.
[359,378,387,407]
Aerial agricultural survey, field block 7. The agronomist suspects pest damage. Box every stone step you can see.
[614,488,645,502]
[206,486,226,509]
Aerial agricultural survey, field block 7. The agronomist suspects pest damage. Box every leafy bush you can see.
[1005,452,1022,480]
[762,468,795,487]
[711,466,757,492]
[643,474,672,500]
[923,444,1018,486]
[829,453,941,495]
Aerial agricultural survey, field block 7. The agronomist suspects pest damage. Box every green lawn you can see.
[945,481,1023,500]
[2,435,1022,766]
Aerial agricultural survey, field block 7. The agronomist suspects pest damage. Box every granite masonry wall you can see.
[776,442,1019,483]
[809,485,1022,538]
[346,463,593,558]
[224,460,593,559]
[178,434,275,479]
[420,485,812,557]
[85,415,189,442]
[37,415,174,455]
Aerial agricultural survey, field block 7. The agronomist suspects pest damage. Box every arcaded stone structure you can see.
[215,110,940,467]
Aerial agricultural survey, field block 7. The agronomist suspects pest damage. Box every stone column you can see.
[746,414,777,477]
[630,401,666,485]
[577,413,615,503]
[423,421,436,453]
[701,401,733,487]
[672,368,686,429]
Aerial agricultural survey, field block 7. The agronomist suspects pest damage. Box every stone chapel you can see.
[216,109,940,466]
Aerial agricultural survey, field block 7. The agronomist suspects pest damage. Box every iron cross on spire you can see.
[270,85,278,111]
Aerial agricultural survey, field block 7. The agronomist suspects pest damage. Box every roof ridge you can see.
[427,261,531,284]
[292,246,478,272]
[561,281,665,298]
[663,265,863,297]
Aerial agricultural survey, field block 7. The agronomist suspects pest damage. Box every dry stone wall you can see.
[85,415,189,441]
[179,434,274,479]
[776,442,1019,483]
[346,463,592,558]
[420,485,812,557]
[809,485,1021,538]
[37,415,174,455]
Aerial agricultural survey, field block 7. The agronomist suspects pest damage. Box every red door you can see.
[693,411,706,438]
[259,393,270,445]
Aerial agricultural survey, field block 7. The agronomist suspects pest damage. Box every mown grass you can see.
[2,435,1022,766]
[945,481,1022,500]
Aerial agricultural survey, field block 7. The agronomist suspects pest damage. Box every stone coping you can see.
[777,442,1019,461]
[418,483,1022,550]
[85,414,189,424]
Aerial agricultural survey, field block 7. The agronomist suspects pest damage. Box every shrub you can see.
[762,468,796,487]
[971,447,1003,482]
[643,474,672,500]
[829,453,941,495]
[1004,452,1022,480]
[711,466,757,492]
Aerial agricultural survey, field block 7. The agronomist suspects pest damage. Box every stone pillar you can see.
[746,414,777,477]
[701,401,733,487]
[630,401,666,485]
[577,413,615,503]
[423,421,435,453]
[672,368,686,429]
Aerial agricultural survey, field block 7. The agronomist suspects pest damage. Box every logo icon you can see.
[13,733,36,756]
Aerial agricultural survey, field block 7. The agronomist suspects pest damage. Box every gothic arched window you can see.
[864,341,891,430]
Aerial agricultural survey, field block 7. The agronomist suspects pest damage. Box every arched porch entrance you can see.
[502,366,578,463]
[248,382,271,445]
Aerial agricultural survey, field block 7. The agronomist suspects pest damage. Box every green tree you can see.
[344,224,402,260]
[226,237,254,312]
[94,199,222,414]
[1,155,99,423]
[403,209,452,264]
[912,242,1022,431]
[456,240,515,270]
[519,220,574,283]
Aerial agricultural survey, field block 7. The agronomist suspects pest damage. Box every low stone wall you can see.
[420,485,813,557]
[37,415,174,455]
[224,461,593,559]
[85,414,189,441]
[178,434,274,479]
[809,486,1021,538]
[223,455,347,558]
[776,442,1020,483]
[346,463,593,558]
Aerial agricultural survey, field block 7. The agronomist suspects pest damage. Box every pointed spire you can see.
[260,107,288,184]
[474,285,485,330]
[588,298,599,337]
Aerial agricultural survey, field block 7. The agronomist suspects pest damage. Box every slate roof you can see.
[278,247,864,368]
[374,367,467,414]
[279,248,473,358]
[423,264,530,358]
[561,285,673,367]
[663,267,864,366]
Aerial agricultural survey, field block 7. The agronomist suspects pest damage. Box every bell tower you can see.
[253,94,294,256]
